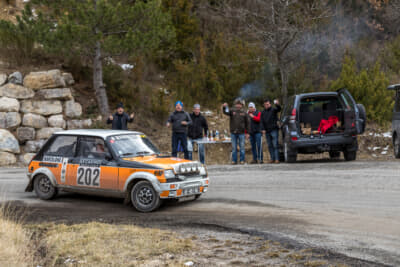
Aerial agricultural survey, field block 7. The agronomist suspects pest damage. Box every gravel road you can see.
[0,160,399,266]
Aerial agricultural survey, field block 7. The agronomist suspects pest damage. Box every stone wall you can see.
[0,70,93,166]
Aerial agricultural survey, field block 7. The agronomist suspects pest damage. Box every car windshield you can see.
[107,134,160,157]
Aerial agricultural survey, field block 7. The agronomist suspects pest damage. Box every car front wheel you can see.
[34,174,58,200]
[131,181,162,212]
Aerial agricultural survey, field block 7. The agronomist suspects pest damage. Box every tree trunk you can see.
[93,41,110,116]
[278,55,288,105]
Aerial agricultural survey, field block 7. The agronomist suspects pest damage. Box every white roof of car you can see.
[54,129,143,139]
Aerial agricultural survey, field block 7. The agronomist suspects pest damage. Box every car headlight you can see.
[164,170,175,179]
[199,166,207,176]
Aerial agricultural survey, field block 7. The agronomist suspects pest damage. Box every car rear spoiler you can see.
[387,84,400,90]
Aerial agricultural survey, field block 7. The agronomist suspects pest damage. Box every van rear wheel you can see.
[344,150,356,161]
[284,142,297,163]
[394,135,400,158]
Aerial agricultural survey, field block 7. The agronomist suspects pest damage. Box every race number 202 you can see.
[77,167,100,187]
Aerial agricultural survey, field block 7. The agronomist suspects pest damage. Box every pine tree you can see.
[20,0,175,116]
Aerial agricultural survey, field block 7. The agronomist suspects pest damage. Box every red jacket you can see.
[247,110,262,134]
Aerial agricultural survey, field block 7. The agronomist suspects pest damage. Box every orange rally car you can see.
[25,129,209,212]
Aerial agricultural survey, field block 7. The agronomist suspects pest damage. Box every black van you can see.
[280,89,366,163]
[387,84,400,158]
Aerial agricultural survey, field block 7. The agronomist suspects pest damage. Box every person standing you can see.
[248,102,263,164]
[107,102,134,130]
[167,101,192,159]
[222,98,250,165]
[261,99,281,163]
[188,104,208,164]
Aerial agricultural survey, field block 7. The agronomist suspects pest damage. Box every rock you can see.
[48,114,66,128]
[23,69,66,89]
[22,113,48,128]
[0,97,19,112]
[0,112,21,129]
[17,127,35,142]
[62,72,75,85]
[24,140,46,153]
[36,88,73,100]
[8,71,23,85]
[0,73,7,86]
[19,153,36,165]
[0,129,20,153]
[0,152,17,166]
[20,100,62,115]
[67,119,92,129]
[36,127,63,139]
[0,83,35,99]
[64,100,82,118]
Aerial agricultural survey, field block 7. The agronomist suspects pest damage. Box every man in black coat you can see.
[167,101,192,159]
[261,99,281,163]
[187,104,208,164]
[107,102,135,130]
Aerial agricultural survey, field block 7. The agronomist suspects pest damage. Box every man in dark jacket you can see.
[248,102,263,164]
[107,102,134,130]
[167,101,192,159]
[223,98,250,164]
[261,99,281,163]
[188,104,208,164]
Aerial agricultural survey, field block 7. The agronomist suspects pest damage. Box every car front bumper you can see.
[158,177,209,199]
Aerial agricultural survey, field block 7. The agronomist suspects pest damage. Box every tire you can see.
[329,151,341,159]
[284,141,297,163]
[33,174,58,200]
[131,181,162,212]
[357,103,366,133]
[394,134,400,159]
[343,150,356,161]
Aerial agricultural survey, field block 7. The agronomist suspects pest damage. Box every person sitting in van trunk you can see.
[167,101,192,159]
[248,102,263,164]
[223,98,250,165]
[261,99,281,163]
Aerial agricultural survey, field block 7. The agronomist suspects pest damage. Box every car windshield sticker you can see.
[43,155,63,163]
[60,158,68,183]
[140,135,146,138]
[77,166,101,187]
[109,139,115,143]
[79,158,102,167]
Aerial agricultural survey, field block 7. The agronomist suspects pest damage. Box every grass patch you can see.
[37,222,193,266]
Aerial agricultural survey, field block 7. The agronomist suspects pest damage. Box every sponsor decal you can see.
[39,162,58,168]
[60,158,68,183]
[43,155,63,163]
[79,158,102,167]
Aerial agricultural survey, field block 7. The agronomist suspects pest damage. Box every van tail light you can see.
[290,109,297,121]
[291,137,298,141]
[351,122,355,127]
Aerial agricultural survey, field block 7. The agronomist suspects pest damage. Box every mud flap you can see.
[25,179,34,192]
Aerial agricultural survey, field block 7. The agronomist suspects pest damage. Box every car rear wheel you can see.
[131,181,162,212]
[329,151,341,159]
[284,142,297,163]
[34,174,58,200]
[394,134,400,158]
[343,150,356,161]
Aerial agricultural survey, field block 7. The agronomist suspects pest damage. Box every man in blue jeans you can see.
[167,101,192,159]
[223,98,250,164]
[248,102,263,164]
[261,99,281,163]
[187,104,208,164]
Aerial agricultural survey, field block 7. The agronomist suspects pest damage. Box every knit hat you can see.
[193,104,200,109]
[248,102,255,108]
[175,101,183,107]
[117,102,124,109]
[234,98,243,105]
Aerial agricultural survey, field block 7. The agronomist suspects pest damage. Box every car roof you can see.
[54,129,144,139]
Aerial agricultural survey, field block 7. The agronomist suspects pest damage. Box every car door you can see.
[67,136,119,190]
[41,135,78,185]
[337,89,362,135]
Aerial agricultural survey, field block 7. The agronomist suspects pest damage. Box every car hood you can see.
[122,155,193,169]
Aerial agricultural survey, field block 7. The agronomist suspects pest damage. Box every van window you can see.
[45,135,77,157]
[395,90,400,112]
[283,96,295,117]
